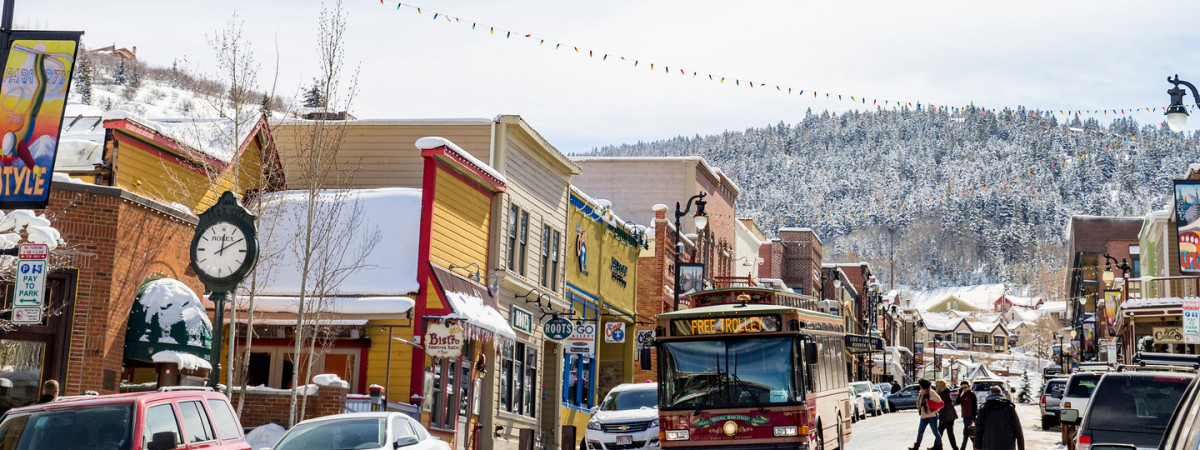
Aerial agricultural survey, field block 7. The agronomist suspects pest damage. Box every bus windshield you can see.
[659,337,800,410]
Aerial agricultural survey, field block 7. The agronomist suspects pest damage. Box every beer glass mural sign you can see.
[0,32,81,208]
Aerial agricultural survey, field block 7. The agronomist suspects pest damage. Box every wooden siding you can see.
[113,133,268,212]
[429,166,491,270]
[497,136,572,295]
[271,122,492,190]
[364,318,416,403]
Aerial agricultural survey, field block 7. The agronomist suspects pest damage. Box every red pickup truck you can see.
[0,387,252,450]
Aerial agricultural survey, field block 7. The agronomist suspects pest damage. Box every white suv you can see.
[849,381,883,416]
[585,383,660,450]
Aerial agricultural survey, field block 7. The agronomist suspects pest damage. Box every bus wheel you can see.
[815,420,825,450]
[836,420,844,450]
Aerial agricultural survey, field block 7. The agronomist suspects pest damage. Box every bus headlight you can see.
[587,420,601,431]
[664,430,690,441]
[773,426,799,437]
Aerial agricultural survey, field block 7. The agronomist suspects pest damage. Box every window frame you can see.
[507,204,519,270]
[550,230,561,291]
[142,402,183,450]
[178,400,217,444]
[501,341,537,417]
[541,224,552,287]
[562,294,597,410]
[206,399,242,441]
[518,210,529,276]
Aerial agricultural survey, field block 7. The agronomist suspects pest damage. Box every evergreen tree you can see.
[1018,370,1031,404]
[75,46,93,105]
[302,79,325,108]
[115,60,127,85]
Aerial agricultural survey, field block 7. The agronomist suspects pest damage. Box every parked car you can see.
[0,386,251,450]
[888,384,922,411]
[1159,374,1200,450]
[273,411,449,450]
[849,381,883,416]
[847,387,866,422]
[584,382,659,450]
[871,383,892,413]
[1059,371,1194,450]
[1061,372,1104,423]
[1040,378,1067,429]
[970,378,1013,402]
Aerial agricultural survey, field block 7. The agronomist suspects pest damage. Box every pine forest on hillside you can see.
[584,108,1200,296]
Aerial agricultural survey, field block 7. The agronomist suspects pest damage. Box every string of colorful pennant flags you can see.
[384,1,1198,118]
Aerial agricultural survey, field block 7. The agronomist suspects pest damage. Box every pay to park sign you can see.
[12,243,48,325]
[1183,298,1200,344]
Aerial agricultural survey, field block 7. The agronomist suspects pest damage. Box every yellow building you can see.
[560,187,644,439]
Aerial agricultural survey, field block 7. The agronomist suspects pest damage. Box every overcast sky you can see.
[19,0,1200,153]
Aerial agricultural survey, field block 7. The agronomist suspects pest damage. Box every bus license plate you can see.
[617,436,633,445]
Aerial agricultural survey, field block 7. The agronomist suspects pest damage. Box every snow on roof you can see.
[1119,297,1189,310]
[1039,301,1067,312]
[415,136,506,184]
[968,321,1003,333]
[910,284,1007,312]
[133,279,212,347]
[249,296,414,316]
[151,350,212,371]
[255,188,422,297]
[104,110,258,163]
[445,290,517,345]
[920,312,963,331]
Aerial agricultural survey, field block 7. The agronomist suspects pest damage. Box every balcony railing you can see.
[1127,276,1200,300]
[712,275,758,288]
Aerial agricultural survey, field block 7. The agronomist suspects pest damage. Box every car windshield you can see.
[659,337,800,410]
[601,388,657,411]
[850,384,871,394]
[1086,375,1191,432]
[0,403,133,450]
[1067,375,1102,397]
[274,417,386,450]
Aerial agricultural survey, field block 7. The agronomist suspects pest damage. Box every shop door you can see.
[0,270,77,413]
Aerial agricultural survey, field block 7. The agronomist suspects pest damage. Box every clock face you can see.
[194,221,249,279]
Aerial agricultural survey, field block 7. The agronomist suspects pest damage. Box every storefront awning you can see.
[207,295,414,322]
[124,279,212,362]
[431,264,515,347]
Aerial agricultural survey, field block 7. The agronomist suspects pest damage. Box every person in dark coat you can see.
[892,380,903,394]
[936,380,959,450]
[35,379,57,404]
[975,386,1025,450]
[956,381,978,450]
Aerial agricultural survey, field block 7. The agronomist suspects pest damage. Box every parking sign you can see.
[13,244,48,325]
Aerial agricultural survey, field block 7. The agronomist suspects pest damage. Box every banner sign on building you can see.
[1183,298,1200,344]
[1155,326,1186,344]
[543,317,572,342]
[844,334,884,354]
[510,306,532,335]
[604,322,625,343]
[12,243,48,325]
[566,321,596,354]
[0,31,82,209]
[636,329,654,349]
[1175,180,1200,274]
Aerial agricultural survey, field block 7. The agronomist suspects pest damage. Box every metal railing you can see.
[1127,276,1200,300]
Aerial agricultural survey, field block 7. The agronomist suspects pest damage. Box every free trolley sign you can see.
[844,334,884,354]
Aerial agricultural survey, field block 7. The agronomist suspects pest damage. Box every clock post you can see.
[190,191,259,389]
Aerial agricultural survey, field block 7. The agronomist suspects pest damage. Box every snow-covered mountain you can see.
[583,107,1200,293]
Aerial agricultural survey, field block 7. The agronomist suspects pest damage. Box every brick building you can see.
[632,204,697,383]
[0,180,202,410]
[1065,215,1142,360]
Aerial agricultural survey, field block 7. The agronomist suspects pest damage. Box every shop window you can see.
[562,296,596,409]
[0,340,44,414]
[429,340,474,430]
[524,345,537,417]
[501,341,536,417]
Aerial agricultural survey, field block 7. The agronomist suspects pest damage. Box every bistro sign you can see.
[424,322,465,358]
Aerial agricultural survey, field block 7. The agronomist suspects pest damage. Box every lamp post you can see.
[932,336,943,379]
[1069,329,1078,372]
[1101,254,1130,361]
[1075,296,1087,361]
[1166,74,1200,132]
[672,192,708,311]
[912,318,923,383]
[1054,332,1065,373]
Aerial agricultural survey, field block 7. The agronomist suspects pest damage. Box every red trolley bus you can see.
[655,288,852,449]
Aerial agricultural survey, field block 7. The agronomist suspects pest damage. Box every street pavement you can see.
[845,403,1063,450]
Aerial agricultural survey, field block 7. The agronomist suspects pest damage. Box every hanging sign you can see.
[424,322,464,358]
[636,329,654,349]
[0,32,82,209]
[1184,298,1200,344]
[1175,180,1200,274]
[604,322,625,343]
[566,321,596,354]
[12,243,48,325]
[543,317,573,341]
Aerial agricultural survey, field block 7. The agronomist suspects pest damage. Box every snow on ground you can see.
[245,423,286,449]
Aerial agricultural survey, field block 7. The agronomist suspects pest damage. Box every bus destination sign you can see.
[672,315,781,336]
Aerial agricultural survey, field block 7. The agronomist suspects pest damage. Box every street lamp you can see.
[672,192,708,310]
[1166,75,1200,132]
[932,336,943,379]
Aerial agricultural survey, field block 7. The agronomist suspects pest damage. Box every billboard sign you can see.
[1175,180,1200,274]
[0,31,82,209]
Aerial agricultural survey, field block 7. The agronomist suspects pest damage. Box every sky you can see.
[18,0,1200,154]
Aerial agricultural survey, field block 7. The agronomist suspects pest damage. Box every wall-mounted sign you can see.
[678,263,705,298]
[844,334,884,354]
[636,329,655,349]
[544,317,573,342]
[12,243,48,325]
[1155,326,1185,344]
[575,224,588,275]
[511,306,533,335]
[424,322,464,358]
[1184,298,1200,344]
[610,257,628,288]
[604,322,626,343]
[566,321,596,355]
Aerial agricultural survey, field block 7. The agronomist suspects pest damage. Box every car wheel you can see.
[1042,415,1057,430]
[852,408,858,423]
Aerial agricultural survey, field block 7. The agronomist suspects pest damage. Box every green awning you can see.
[123,279,212,362]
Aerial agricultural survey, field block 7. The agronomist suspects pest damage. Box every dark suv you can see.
[0,388,251,450]
[1060,372,1194,450]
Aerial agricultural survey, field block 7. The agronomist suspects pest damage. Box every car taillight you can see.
[1040,395,1046,407]
[1079,434,1091,450]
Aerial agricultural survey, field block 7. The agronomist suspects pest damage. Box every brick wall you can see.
[39,183,199,395]
[235,385,349,428]
[633,207,698,382]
